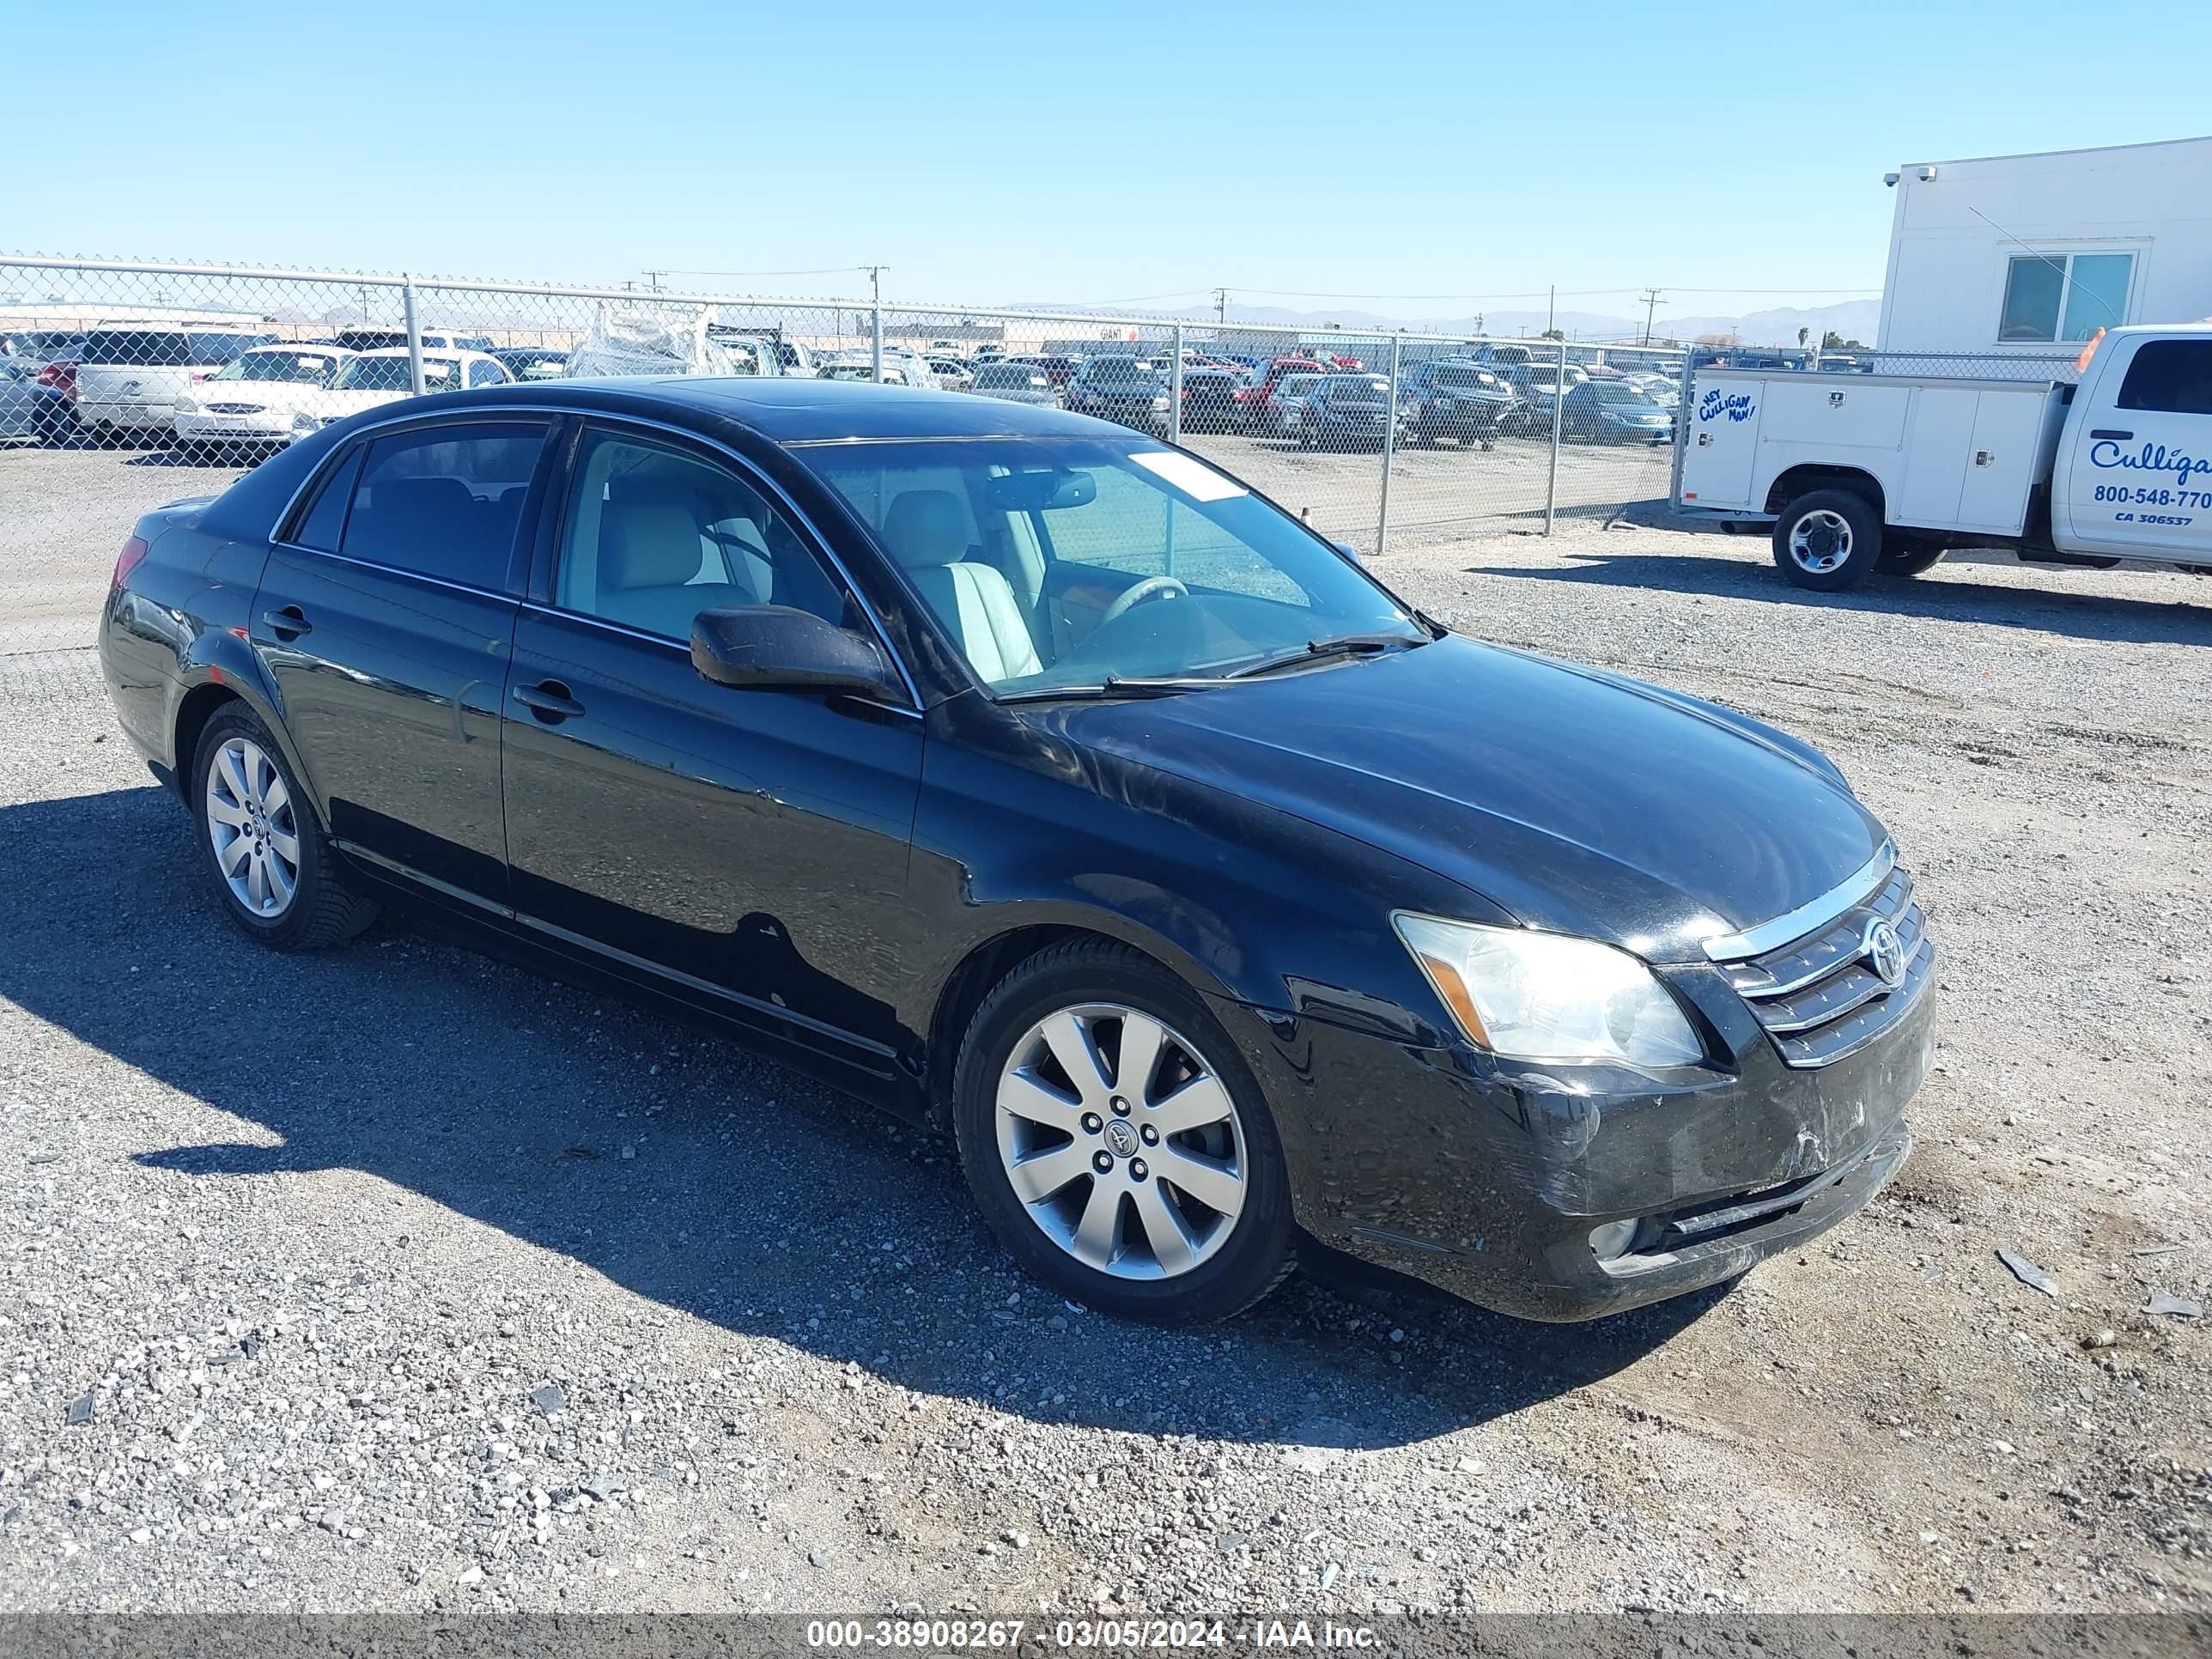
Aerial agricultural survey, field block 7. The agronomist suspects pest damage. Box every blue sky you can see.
[16,0,2212,323]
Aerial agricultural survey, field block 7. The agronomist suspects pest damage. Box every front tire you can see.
[1772,489,1882,591]
[951,939,1296,1325]
[191,704,379,950]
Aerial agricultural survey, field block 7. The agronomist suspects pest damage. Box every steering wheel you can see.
[1098,574,1189,627]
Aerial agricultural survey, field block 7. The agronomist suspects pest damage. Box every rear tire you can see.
[191,703,379,951]
[951,939,1297,1326]
[1772,489,1882,591]
[1878,540,1945,578]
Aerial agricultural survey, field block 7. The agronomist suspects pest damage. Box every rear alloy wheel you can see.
[191,704,379,950]
[1771,488,1882,591]
[953,941,1294,1324]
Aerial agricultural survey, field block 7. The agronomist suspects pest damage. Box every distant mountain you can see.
[1007,296,1882,349]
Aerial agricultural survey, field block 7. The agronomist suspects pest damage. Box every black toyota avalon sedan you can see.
[98,377,1932,1326]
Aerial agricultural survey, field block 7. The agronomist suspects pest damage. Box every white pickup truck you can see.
[1674,324,2212,591]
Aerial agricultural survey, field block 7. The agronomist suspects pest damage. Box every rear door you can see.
[499,421,924,1073]
[2057,336,2212,561]
[252,415,556,906]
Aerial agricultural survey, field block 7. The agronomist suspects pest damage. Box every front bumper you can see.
[1209,961,1932,1322]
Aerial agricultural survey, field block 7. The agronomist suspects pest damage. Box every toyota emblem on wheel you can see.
[1863,917,1908,988]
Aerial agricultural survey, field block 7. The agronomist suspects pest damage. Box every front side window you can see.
[466,359,507,387]
[554,429,852,641]
[800,436,1413,695]
[2116,340,2212,416]
[1998,252,2134,343]
[338,422,549,589]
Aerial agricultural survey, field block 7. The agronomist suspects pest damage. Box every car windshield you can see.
[210,349,340,385]
[1326,376,1389,398]
[331,356,464,392]
[796,435,1418,696]
[1277,375,1320,398]
[977,367,1050,389]
[1087,359,1149,383]
[1431,368,1490,388]
[1588,383,1652,404]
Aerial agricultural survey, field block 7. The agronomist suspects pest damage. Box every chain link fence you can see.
[0,254,1704,564]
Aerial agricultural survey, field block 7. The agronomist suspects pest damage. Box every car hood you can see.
[1049,635,1884,960]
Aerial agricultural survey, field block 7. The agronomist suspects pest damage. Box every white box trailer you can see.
[1675,325,2212,591]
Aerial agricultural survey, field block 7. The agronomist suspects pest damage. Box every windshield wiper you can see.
[1224,630,1427,680]
[996,676,1223,703]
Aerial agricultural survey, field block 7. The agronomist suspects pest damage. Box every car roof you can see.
[418,374,1115,441]
[353,345,498,362]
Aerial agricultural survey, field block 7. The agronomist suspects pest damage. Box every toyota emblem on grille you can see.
[1862,917,1908,988]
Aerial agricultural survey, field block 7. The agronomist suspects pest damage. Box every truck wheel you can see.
[1772,489,1881,591]
[1877,541,1945,578]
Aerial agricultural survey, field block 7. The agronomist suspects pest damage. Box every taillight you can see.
[37,362,76,398]
[112,535,149,591]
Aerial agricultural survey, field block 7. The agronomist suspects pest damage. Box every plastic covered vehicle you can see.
[564,304,738,379]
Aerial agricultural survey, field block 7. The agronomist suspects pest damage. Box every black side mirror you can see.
[690,605,902,702]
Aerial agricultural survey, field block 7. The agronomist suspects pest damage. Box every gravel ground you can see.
[1,444,2208,1620]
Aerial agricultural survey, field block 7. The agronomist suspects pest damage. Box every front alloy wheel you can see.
[996,1004,1246,1279]
[953,939,1295,1324]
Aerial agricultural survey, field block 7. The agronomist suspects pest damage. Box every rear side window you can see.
[83,331,191,366]
[291,447,366,552]
[2116,341,2212,416]
[337,422,550,591]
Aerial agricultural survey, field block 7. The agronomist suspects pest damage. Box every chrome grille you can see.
[1721,866,1932,1068]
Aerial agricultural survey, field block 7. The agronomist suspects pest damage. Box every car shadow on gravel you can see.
[1479,550,2212,645]
[7,781,1725,1455]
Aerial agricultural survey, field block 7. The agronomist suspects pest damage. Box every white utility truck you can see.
[1674,325,2212,591]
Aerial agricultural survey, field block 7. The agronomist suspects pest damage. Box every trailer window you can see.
[2115,341,2212,417]
[1998,252,2133,343]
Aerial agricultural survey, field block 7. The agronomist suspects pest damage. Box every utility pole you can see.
[1639,288,1662,345]
[642,269,668,293]
[1547,285,1555,338]
[1213,287,1229,326]
[862,264,888,383]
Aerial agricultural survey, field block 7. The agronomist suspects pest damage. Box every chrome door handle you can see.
[512,681,585,721]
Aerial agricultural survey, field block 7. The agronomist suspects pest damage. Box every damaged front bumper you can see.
[1211,958,1933,1322]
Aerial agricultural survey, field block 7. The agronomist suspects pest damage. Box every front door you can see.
[499,422,924,1072]
[251,417,555,905]
[2060,335,2212,562]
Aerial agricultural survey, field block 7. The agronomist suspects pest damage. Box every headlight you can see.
[173,397,198,414]
[1152,394,1170,410]
[1391,914,1703,1066]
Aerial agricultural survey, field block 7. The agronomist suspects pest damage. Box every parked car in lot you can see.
[1498,363,1590,434]
[75,325,278,436]
[1561,380,1676,445]
[173,344,356,449]
[1400,359,1516,449]
[0,329,87,370]
[968,362,1064,407]
[821,361,927,387]
[928,357,975,392]
[490,348,570,382]
[1066,355,1170,434]
[1622,371,1681,408]
[1238,357,1330,429]
[0,359,76,444]
[1254,371,1323,438]
[1293,374,1401,449]
[99,377,1930,1325]
[1176,367,1245,433]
